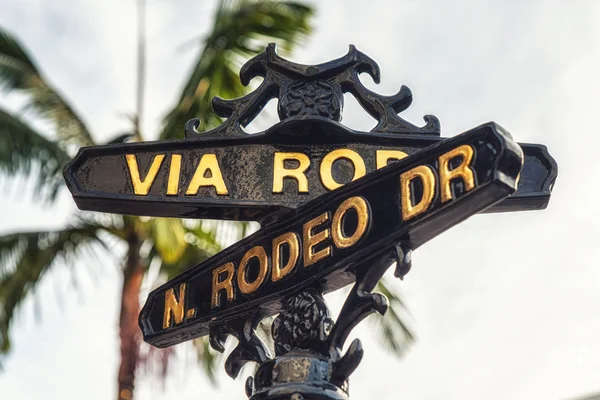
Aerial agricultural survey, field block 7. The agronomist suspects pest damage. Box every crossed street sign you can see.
[65,44,557,397]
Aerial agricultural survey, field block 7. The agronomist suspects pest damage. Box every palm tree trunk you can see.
[117,235,144,400]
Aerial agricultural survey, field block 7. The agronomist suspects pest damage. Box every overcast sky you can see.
[0,0,599,399]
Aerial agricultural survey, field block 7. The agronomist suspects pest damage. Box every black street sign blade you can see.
[64,118,555,221]
[139,122,523,348]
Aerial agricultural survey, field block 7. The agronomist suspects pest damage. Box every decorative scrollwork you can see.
[185,43,440,138]
[272,289,334,357]
[210,247,413,399]
[209,310,271,379]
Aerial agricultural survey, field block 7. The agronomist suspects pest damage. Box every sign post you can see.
[65,44,557,399]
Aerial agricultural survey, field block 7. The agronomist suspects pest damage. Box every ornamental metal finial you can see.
[185,43,440,137]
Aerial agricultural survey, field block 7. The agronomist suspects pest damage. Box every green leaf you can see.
[371,278,415,357]
[0,220,109,364]
[160,0,314,140]
[147,218,188,265]
[152,220,222,281]
[0,107,69,201]
[0,27,94,148]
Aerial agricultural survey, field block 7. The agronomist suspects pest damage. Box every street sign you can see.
[139,122,523,348]
[64,119,553,221]
[64,44,557,399]
[64,44,556,223]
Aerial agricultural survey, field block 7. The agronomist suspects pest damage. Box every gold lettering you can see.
[332,196,369,249]
[167,154,182,195]
[238,246,269,294]
[303,212,331,267]
[162,283,186,329]
[400,165,436,221]
[126,154,165,195]
[376,149,408,169]
[186,154,229,195]
[320,149,366,190]
[272,232,300,282]
[211,262,235,309]
[273,152,310,193]
[438,145,475,203]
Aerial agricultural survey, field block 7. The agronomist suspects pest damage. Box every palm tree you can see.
[0,1,413,399]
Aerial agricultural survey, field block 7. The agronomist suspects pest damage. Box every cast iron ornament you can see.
[185,43,439,136]
[62,44,557,400]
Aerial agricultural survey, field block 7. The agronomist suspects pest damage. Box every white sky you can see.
[0,0,599,399]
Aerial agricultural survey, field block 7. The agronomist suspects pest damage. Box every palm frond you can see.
[0,220,110,364]
[0,27,94,148]
[371,277,415,357]
[147,218,188,265]
[184,220,223,254]
[160,0,314,139]
[149,219,222,281]
[0,107,69,201]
